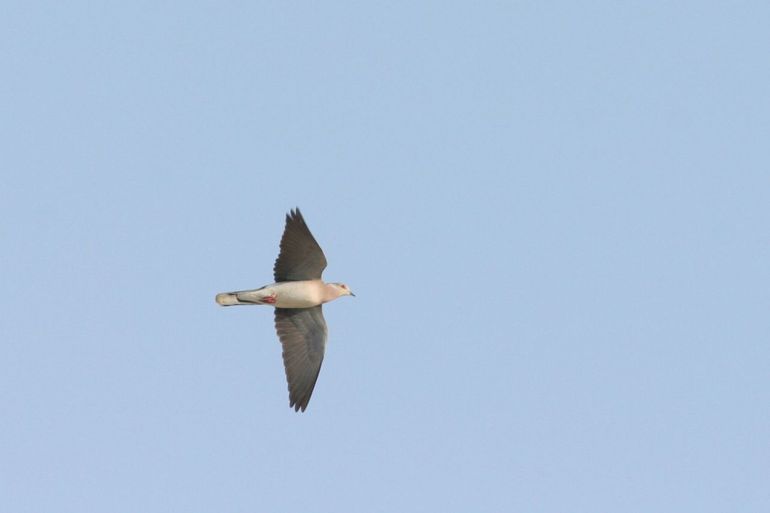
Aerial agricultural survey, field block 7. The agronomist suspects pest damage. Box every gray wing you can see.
[273,208,328,282]
[274,306,327,412]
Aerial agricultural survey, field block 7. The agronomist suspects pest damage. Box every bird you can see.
[215,208,354,412]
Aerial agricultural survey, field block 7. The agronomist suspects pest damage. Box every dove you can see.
[216,208,354,412]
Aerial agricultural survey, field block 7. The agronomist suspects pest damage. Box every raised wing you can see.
[274,306,327,412]
[273,208,327,282]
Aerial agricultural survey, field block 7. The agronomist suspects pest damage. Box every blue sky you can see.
[2,2,769,511]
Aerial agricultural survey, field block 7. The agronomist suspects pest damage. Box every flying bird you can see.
[215,208,354,412]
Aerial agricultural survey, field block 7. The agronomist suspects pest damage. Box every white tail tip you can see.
[216,293,239,306]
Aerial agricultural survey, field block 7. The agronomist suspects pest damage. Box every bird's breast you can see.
[270,280,325,308]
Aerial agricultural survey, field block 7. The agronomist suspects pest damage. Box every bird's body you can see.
[215,208,353,412]
[217,280,335,308]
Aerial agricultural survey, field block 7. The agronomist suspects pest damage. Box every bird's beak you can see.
[350,291,356,297]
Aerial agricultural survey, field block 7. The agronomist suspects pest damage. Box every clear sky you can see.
[2,2,769,512]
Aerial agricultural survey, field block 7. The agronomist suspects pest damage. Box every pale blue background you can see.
[2,2,769,512]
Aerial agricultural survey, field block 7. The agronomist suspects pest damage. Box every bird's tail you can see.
[215,292,241,306]
[215,286,270,306]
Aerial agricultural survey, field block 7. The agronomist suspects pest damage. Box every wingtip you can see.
[290,400,308,413]
[287,207,303,221]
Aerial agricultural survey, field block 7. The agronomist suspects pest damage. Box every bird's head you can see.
[331,282,356,298]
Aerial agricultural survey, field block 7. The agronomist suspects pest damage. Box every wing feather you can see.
[274,306,327,412]
[273,208,327,282]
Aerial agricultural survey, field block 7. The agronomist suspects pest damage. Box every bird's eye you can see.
[341,284,347,289]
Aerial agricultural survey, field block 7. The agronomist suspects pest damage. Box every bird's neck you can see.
[321,283,341,303]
